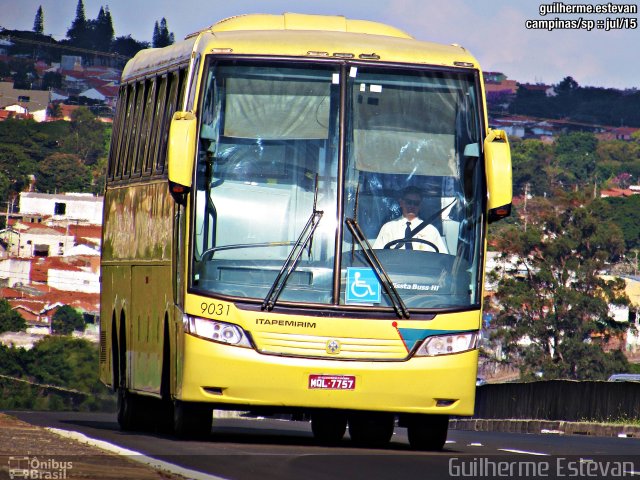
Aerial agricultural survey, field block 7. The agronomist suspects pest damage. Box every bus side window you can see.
[107,86,126,180]
[138,78,157,176]
[128,80,147,178]
[114,84,134,180]
[121,83,139,179]
[150,75,168,176]
[156,71,180,175]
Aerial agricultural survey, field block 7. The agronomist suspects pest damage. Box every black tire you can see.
[406,414,449,451]
[348,412,395,448]
[117,387,143,431]
[311,412,347,445]
[173,401,213,439]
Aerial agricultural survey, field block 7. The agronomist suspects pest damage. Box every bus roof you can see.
[121,13,479,82]
[206,13,413,39]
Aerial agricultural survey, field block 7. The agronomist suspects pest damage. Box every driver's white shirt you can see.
[373,216,448,253]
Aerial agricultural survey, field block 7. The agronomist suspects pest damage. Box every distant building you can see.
[19,192,103,225]
[8,223,74,258]
[61,55,83,71]
[600,187,640,198]
[0,82,50,122]
[596,127,640,142]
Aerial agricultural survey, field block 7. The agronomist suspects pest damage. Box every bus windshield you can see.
[192,60,484,312]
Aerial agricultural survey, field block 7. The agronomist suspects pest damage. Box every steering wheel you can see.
[383,238,439,252]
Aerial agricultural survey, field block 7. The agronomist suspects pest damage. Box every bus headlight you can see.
[186,316,252,348]
[414,332,478,357]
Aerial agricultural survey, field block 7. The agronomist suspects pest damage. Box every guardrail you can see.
[474,380,640,422]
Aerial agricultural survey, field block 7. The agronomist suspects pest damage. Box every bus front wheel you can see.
[405,414,449,451]
[348,412,394,448]
[311,411,347,444]
[173,401,212,439]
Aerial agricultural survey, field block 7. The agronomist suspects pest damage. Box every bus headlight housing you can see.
[185,316,252,348]
[414,332,478,357]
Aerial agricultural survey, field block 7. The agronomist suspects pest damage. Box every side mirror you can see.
[167,111,197,205]
[484,129,512,223]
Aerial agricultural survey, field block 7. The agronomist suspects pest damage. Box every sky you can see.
[0,0,638,89]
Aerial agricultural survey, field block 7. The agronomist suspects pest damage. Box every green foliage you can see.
[0,115,107,204]
[0,61,10,77]
[0,299,26,334]
[509,76,640,127]
[42,71,62,90]
[510,138,555,196]
[51,305,85,335]
[555,132,598,186]
[111,35,150,57]
[0,337,115,411]
[33,6,44,34]
[152,18,175,48]
[63,107,107,164]
[0,143,36,197]
[36,153,92,193]
[490,192,630,381]
[8,58,38,89]
[595,196,640,250]
[66,0,89,48]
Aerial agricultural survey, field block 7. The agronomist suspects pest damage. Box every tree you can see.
[111,35,150,58]
[510,138,555,196]
[554,132,598,187]
[33,6,44,35]
[555,76,579,96]
[66,0,90,48]
[0,144,36,199]
[152,18,175,48]
[9,58,38,89]
[42,71,62,90]
[51,305,85,335]
[489,191,630,380]
[88,6,114,52]
[47,103,62,119]
[0,299,26,334]
[36,153,92,193]
[596,195,640,250]
[64,107,107,165]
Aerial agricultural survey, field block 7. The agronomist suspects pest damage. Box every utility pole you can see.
[523,182,529,232]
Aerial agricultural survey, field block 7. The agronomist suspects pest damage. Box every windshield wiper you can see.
[262,175,323,311]
[344,217,410,319]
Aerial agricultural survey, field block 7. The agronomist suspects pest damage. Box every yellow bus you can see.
[99,13,512,450]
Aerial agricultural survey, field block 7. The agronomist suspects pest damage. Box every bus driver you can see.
[373,186,448,253]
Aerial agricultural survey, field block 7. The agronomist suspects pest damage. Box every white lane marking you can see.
[445,440,456,444]
[468,443,483,447]
[498,448,550,456]
[47,427,228,480]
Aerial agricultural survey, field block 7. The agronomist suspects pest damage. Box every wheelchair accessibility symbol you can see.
[346,268,381,303]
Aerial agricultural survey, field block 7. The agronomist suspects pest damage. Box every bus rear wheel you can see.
[348,412,395,448]
[311,411,347,444]
[406,414,449,451]
[117,387,144,431]
[173,401,213,439]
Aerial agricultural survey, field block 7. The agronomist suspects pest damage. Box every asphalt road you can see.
[7,411,640,480]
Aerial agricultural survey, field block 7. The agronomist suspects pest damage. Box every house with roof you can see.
[19,192,103,225]
[8,223,74,258]
[0,81,50,122]
[0,258,30,287]
[596,127,640,142]
[600,188,640,198]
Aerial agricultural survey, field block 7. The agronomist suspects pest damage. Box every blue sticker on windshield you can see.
[346,268,381,304]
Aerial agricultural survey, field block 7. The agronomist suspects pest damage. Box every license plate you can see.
[308,374,356,390]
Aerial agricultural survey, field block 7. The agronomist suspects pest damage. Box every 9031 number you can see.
[200,302,230,317]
